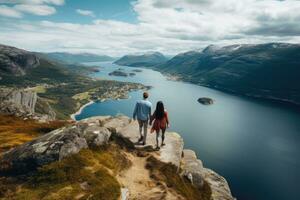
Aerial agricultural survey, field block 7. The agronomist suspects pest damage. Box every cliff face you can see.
[0,87,55,120]
[0,88,37,115]
[0,116,234,200]
[0,44,39,76]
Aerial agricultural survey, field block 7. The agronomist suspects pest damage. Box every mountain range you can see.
[115,43,300,105]
[43,52,115,64]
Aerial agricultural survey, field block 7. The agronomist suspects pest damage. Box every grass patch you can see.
[0,115,69,153]
[0,144,130,200]
[25,85,47,94]
[146,156,212,200]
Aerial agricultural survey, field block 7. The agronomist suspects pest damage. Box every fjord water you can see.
[76,62,300,200]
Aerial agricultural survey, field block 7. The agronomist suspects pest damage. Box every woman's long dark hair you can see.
[155,101,165,119]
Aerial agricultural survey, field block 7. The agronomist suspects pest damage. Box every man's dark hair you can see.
[143,92,149,99]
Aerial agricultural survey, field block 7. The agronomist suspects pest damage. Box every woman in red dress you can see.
[150,101,169,150]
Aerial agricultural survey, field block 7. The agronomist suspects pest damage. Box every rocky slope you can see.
[0,87,56,121]
[0,44,39,76]
[0,116,234,200]
[157,43,300,105]
[114,52,168,67]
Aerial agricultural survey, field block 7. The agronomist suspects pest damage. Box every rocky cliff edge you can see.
[0,115,234,200]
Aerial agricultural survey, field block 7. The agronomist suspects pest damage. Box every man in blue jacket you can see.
[133,92,152,145]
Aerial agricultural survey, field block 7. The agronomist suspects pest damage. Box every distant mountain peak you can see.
[202,45,222,53]
[114,52,168,67]
[43,52,115,64]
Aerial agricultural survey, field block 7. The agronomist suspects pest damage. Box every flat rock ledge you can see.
[0,115,234,200]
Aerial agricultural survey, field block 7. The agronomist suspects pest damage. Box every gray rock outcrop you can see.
[181,149,205,188]
[203,168,234,200]
[116,120,184,168]
[1,115,130,173]
[0,88,37,115]
[181,149,234,200]
[0,44,39,76]
[0,87,56,120]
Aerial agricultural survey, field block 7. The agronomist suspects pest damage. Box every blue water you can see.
[77,62,300,200]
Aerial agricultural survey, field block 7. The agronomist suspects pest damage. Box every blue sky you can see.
[1,0,138,23]
[0,0,299,56]
[38,0,137,24]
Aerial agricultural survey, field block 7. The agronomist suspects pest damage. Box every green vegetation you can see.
[146,156,212,200]
[38,79,144,119]
[0,144,131,200]
[0,115,69,153]
[0,54,146,119]
[155,43,300,105]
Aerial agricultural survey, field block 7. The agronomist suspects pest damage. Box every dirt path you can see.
[117,153,184,200]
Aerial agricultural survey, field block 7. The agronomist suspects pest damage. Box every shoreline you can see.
[70,101,94,121]
[155,69,300,108]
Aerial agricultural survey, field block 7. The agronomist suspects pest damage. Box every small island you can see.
[89,67,100,72]
[198,97,214,105]
[109,70,128,77]
[132,69,142,72]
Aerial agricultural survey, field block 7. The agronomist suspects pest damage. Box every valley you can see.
[0,44,148,120]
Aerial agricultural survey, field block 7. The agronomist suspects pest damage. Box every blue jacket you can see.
[133,100,152,121]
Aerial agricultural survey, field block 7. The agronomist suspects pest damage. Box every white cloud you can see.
[0,0,63,17]
[0,0,300,56]
[76,9,95,18]
[15,4,56,15]
[0,5,22,18]
[0,0,64,6]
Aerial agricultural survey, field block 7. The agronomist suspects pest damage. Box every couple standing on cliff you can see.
[133,92,169,150]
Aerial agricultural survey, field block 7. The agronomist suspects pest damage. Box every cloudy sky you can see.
[0,0,299,56]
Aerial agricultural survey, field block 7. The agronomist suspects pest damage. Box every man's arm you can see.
[149,107,152,121]
[133,103,137,120]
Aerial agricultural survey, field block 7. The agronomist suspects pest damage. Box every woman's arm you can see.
[165,111,169,127]
[150,111,155,125]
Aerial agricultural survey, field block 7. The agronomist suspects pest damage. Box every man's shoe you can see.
[142,142,146,146]
[138,136,144,142]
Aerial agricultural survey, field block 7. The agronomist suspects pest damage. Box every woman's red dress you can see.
[150,111,169,133]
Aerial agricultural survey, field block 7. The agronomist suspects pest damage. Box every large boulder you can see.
[1,117,117,173]
[0,115,132,173]
[203,168,235,200]
[181,149,205,188]
[180,149,235,200]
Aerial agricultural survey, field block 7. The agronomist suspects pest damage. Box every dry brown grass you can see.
[146,156,212,200]
[0,114,69,153]
[0,144,131,200]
